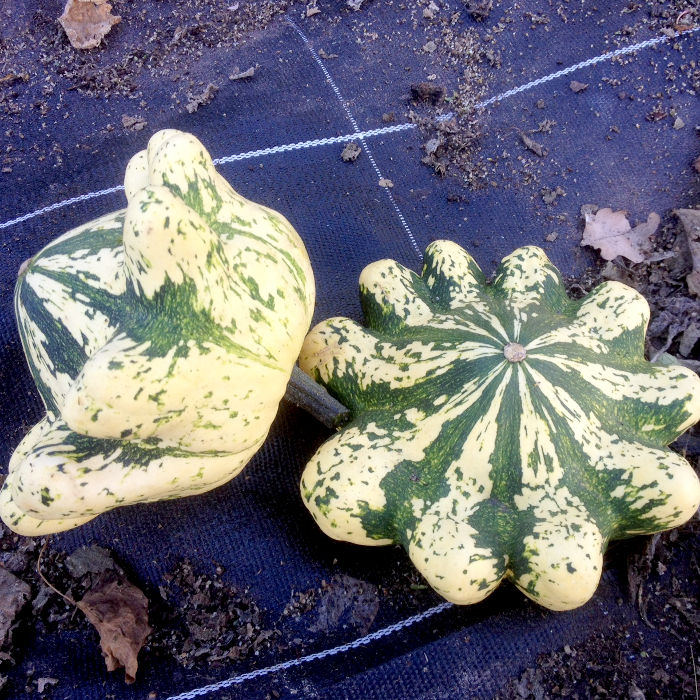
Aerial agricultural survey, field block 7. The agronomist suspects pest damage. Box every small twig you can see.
[36,540,77,606]
[691,643,699,700]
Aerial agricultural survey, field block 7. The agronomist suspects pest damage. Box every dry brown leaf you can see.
[675,208,700,296]
[521,132,546,157]
[59,0,121,50]
[77,571,151,684]
[570,80,589,93]
[581,208,660,263]
[0,568,31,648]
[121,115,147,131]
[229,66,255,80]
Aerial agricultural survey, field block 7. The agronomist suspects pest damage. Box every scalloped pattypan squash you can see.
[299,240,700,611]
[1,129,315,536]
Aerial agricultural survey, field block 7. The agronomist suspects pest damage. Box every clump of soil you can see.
[407,5,499,187]
[149,559,275,667]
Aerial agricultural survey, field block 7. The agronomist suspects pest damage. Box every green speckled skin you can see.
[299,241,700,610]
[1,130,315,535]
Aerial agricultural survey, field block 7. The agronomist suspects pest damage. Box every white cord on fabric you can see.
[0,185,126,231]
[0,27,696,233]
[285,17,424,259]
[215,123,416,165]
[164,601,453,700]
[474,31,697,108]
[0,127,415,232]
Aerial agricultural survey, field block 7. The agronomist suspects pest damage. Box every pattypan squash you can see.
[299,240,700,611]
[1,129,315,536]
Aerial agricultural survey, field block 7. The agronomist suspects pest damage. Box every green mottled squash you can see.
[1,129,315,536]
[299,240,700,611]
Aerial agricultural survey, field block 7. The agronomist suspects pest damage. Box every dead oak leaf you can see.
[581,207,660,263]
[0,568,31,648]
[59,0,121,50]
[675,208,700,296]
[77,571,151,684]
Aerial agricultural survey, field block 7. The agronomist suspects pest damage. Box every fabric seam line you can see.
[285,16,423,259]
[0,27,695,232]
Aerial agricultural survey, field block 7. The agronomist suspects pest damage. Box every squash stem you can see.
[285,366,351,430]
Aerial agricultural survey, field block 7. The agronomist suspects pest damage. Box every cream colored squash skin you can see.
[1,129,315,536]
[299,241,700,611]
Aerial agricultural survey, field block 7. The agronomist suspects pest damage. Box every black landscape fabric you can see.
[0,1,699,699]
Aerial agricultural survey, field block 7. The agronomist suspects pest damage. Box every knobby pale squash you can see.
[1,130,315,536]
[299,240,700,611]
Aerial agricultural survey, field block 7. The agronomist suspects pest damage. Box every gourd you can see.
[299,240,700,611]
[0,129,315,536]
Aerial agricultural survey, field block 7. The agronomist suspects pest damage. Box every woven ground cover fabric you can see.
[0,2,698,698]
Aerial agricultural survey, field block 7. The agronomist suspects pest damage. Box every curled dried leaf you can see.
[77,571,151,684]
[37,544,150,684]
[521,132,546,157]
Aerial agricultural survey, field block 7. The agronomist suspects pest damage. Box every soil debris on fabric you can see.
[148,558,276,668]
[0,517,440,693]
[0,1,299,171]
[404,3,499,187]
[1,0,700,695]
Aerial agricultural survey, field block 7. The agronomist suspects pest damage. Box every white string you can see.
[1,28,695,234]
[285,17,424,259]
[165,601,453,700]
[214,123,415,164]
[0,127,415,232]
[0,185,125,231]
[474,29,698,108]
